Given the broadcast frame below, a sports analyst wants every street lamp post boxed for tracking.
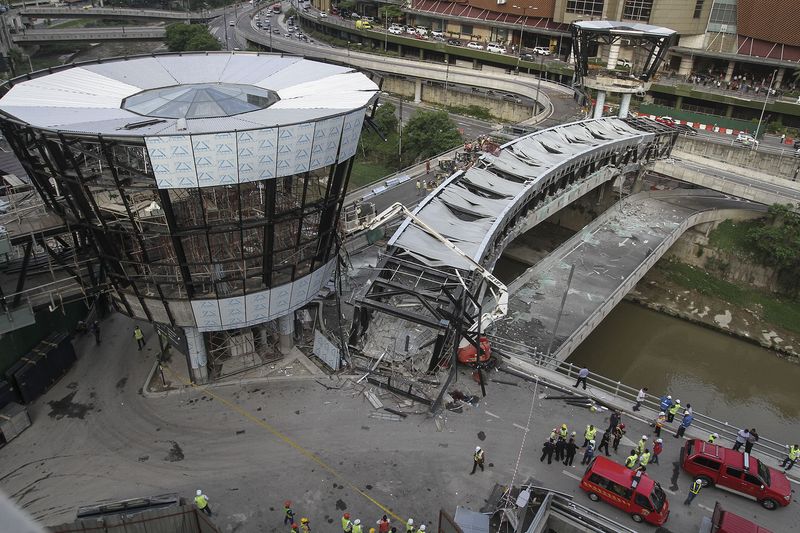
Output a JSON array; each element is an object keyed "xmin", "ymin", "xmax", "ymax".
[
  {"xmin": 512, "ymin": 4, "xmax": 536, "ymax": 68},
  {"xmin": 444, "ymin": 58, "xmax": 449, "ymax": 105},
  {"xmin": 384, "ymin": 8, "xmax": 388, "ymax": 52},
  {"xmin": 755, "ymin": 69, "xmax": 777, "ymax": 142},
  {"xmin": 535, "ymin": 53, "xmax": 544, "ymax": 113}
]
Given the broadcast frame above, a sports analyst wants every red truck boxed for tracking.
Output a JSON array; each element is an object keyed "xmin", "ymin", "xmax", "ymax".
[{"xmin": 700, "ymin": 502, "xmax": 774, "ymax": 532}]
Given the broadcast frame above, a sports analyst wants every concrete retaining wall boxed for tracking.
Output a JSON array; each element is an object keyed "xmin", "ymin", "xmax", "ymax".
[{"xmin": 673, "ymin": 136, "xmax": 800, "ymax": 180}]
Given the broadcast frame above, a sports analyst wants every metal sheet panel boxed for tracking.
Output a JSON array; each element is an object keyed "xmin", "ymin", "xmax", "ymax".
[
  {"xmin": 84, "ymin": 58, "xmax": 179, "ymax": 89},
  {"xmin": 146, "ymin": 135, "xmax": 199, "ymax": 189},
  {"xmin": 221, "ymin": 55, "xmax": 301, "ymax": 85},
  {"xmin": 237, "ymin": 128, "xmax": 278, "ymax": 182},
  {"xmin": 245, "ymin": 289, "xmax": 271, "ymax": 325},
  {"xmin": 268, "ymin": 282, "xmax": 292, "ymax": 318},
  {"xmin": 154, "ymin": 54, "xmax": 234, "ymax": 84},
  {"xmin": 338, "ymin": 110, "xmax": 365, "ymax": 162},
  {"xmin": 192, "ymin": 132, "xmax": 239, "ymax": 187},
  {"xmin": 310, "ymin": 115, "xmax": 344, "ymax": 170},
  {"xmin": 289, "ymin": 272, "xmax": 311, "ymax": 309},
  {"xmin": 313, "ymin": 330, "xmax": 340, "ymax": 370},
  {"xmin": 218, "ymin": 295, "xmax": 246, "ymax": 329},
  {"xmin": 276, "ymin": 122, "xmax": 314, "ymax": 177},
  {"xmin": 191, "ymin": 299, "xmax": 222, "ymax": 331},
  {"xmin": 0, "ymin": 67, "xmax": 139, "ymax": 108}
]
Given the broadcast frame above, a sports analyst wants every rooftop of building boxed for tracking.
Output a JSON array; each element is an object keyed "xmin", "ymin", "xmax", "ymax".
[{"xmin": 0, "ymin": 52, "xmax": 379, "ymax": 137}]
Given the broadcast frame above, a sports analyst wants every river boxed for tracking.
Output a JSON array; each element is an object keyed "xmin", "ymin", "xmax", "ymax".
[{"xmin": 565, "ymin": 301, "xmax": 800, "ymax": 446}]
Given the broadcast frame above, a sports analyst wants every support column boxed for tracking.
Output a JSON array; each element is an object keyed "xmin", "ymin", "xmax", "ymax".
[
  {"xmin": 185, "ymin": 326, "xmax": 208, "ymax": 384},
  {"xmin": 278, "ymin": 313, "xmax": 294, "ymax": 354},
  {"xmin": 414, "ymin": 79, "xmax": 422, "ymax": 103},
  {"xmin": 606, "ymin": 43, "xmax": 620, "ymax": 69},
  {"xmin": 258, "ymin": 325, "xmax": 269, "ymax": 350},
  {"xmin": 675, "ymin": 95, "xmax": 683, "ymax": 109},
  {"xmin": 775, "ymin": 68, "xmax": 785, "ymax": 86},
  {"xmin": 593, "ymin": 91, "xmax": 606, "ymax": 119},
  {"xmin": 725, "ymin": 105, "xmax": 734, "ymax": 118},
  {"xmin": 618, "ymin": 93, "xmax": 632, "ymax": 118},
  {"xmin": 724, "ymin": 61, "xmax": 735, "ymax": 82},
  {"xmin": 677, "ymin": 55, "xmax": 693, "ymax": 77},
  {"xmin": 419, "ymin": 48, "xmax": 424, "ymax": 60}
]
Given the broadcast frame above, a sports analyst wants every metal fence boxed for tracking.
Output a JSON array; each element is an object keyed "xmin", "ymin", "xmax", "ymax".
[{"xmin": 488, "ymin": 333, "xmax": 793, "ymax": 464}]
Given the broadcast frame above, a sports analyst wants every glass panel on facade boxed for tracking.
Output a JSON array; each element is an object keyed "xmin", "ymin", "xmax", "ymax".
[
  {"xmin": 622, "ymin": 0, "xmax": 652, "ymax": 21},
  {"xmin": 123, "ymin": 83, "xmax": 279, "ymax": 119},
  {"xmin": 566, "ymin": 0, "xmax": 604, "ymax": 16}
]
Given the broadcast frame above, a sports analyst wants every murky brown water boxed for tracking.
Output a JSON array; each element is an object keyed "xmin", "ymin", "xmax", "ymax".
[{"xmin": 567, "ymin": 301, "xmax": 800, "ymax": 445}]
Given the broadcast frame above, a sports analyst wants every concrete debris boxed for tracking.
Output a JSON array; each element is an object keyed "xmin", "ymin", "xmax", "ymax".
[
  {"xmin": 364, "ymin": 390, "xmax": 384, "ymax": 409},
  {"xmin": 368, "ymin": 411, "xmax": 402, "ymax": 421}
]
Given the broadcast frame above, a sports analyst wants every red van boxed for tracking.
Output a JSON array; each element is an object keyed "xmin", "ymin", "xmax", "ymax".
[
  {"xmin": 681, "ymin": 439, "xmax": 792, "ymax": 510},
  {"xmin": 580, "ymin": 456, "xmax": 670, "ymax": 525}
]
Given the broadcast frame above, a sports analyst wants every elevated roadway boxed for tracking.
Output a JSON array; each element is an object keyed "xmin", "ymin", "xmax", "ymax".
[
  {"xmin": 17, "ymin": 6, "xmax": 213, "ymax": 21},
  {"xmin": 11, "ymin": 26, "xmax": 165, "ymax": 43}
]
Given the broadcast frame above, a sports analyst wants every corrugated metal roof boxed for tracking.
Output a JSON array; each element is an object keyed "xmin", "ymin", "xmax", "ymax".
[{"xmin": 0, "ymin": 53, "xmax": 377, "ymax": 137}]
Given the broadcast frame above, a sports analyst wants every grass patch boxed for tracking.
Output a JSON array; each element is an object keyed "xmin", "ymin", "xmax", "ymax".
[
  {"xmin": 51, "ymin": 19, "xmax": 90, "ymax": 29},
  {"xmin": 445, "ymin": 104, "xmax": 496, "ymax": 121},
  {"xmin": 657, "ymin": 260, "xmax": 800, "ymax": 334},
  {"xmin": 348, "ymin": 161, "xmax": 395, "ymax": 190},
  {"xmin": 708, "ymin": 219, "xmax": 760, "ymax": 255}
]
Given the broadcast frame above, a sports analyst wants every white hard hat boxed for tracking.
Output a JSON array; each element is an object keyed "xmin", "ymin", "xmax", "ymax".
[
  {"xmin": 419, "ymin": 526, "xmax": 426, "ymax": 532},
  {"xmin": 196, "ymin": 489, "xmax": 202, "ymax": 495},
  {"xmin": 475, "ymin": 446, "xmax": 481, "ymax": 452},
  {"xmin": 667, "ymin": 395, "xmax": 672, "ymax": 399},
  {"xmin": 642, "ymin": 435, "xmax": 648, "ymax": 440},
  {"xmin": 354, "ymin": 519, "xmax": 361, "ymax": 525},
  {"xmin": 713, "ymin": 433, "xmax": 719, "ymax": 438},
  {"xmin": 656, "ymin": 438, "xmax": 663, "ymax": 443},
  {"xmin": 659, "ymin": 411, "xmax": 665, "ymax": 415},
  {"xmin": 675, "ymin": 399, "xmax": 681, "ymax": 403},
  {"xmin": 589, "ymin": 439, "xmax": 595, "ymax": 445},
  {"xmin": 407, "ymin": 519, "xmax": 414, "ymax": 525}
]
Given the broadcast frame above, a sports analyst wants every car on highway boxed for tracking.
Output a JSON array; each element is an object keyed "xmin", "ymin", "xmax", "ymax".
[
  {"xmin": 792, "ymin": 139, "xmax": 800, "ymax": 149},
  {"xmin": 735, "ymin": 133, "xmax": 756, "ymax": 143},
  {"xmin": 229, "ymin": 20, "xmax": 236, "ymax": 26},
  {"xmin": 655, "ymin": 116, "xmax": 676, "ymax": 127},
  {"xmin": 447, "ymin": 38, "xmax": 462, "ymax": 46},
  {"xmin": 273, "ymin": 28, "xmax": 280, "ymax": 33},
  {"xmin": 466, "ymin": 41, "xmax": 484, "ymax": 50},
  {"xmin": 318, "ymin": 11, "xmax": 327, "ymax": 17},
  {"xmin": 486, "ymin": 43, "xmax": 507, "ymax": 54},
  {"xmin": 520, "ymin": 52, "xmax": 536, "ymax": 61},
  {"xmin": 532, "ymin": 46, "xmax": 551, "ymax": 55},
  {"xmin": 680, "ymin": 438, "xmax": 791, "ymax": 510},
  {"xmin": 415, "ymin": 26, "xmax": 429, "ymax": 36},
  {"xmin": 388, "ymin": 26, "xmax": 403, "ymax": 34}
]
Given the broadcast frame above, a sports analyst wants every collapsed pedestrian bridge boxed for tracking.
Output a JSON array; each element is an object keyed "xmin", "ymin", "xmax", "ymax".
[{"xmin": 349, "ymin": 117, "xmax": 677, "ymax": 377}]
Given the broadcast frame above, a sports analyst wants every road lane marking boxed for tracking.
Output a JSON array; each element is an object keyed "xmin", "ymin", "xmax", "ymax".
[
  {"xmin": 562, "ymin": 470, "xmax": 582, "ymax": 481},
  {"xmin": 165, "ymin": 366, "xmax": 403, "ymax": 522},
  {"xmin": 485, "ymin": 410, "xmax": 500, "ymax": 419},
  {"xmin": 513, "ymin": 423, "xmax": 529, "ymax": 432},
  {"xmin": 698, "ymin": 504, "xmax": 714, "ymax": 512}
]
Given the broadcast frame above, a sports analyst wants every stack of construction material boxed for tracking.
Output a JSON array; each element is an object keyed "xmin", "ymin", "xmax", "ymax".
[
  {"xmin": 4, "ymin": 332, "xmax": 76, "ymax": 404},
  {"xmin": 0, "ymin": 402, "xmax": 31, "ymax": 448}
]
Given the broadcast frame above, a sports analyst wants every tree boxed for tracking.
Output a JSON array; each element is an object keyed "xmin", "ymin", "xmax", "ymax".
[
  {"xmin": 373, "ymin": 102, "xmax": 398, "ymax": 136},
  {"xmin": 165, "ymin": 23, "xmax": 221, "ymax": 52},
  {"xmin": 401, "ymin": 109, "xmax": 462, "ymax": 165},
  {"xmin": 377, "ymin": 5, "xmax": 403, "ymax": 23},
  {"xmin": 747, "ymin": 203, "xmax": 800, "ymax": 295}
]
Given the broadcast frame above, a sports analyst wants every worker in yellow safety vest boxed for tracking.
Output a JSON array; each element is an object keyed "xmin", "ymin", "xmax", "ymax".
[
  {"xmin": 300, "ymin": 517, "xmax": 311, "ymax": 533},
  {"xmin": 637, "ymin": 435, "xmax": 648, "ymax": 454},
  {"xmin": 194, "ymin": 489, "xmax": 212, "ymax": 516},
  {"xmin": 667, "ymin": 399, "xmax": 681, "ymax": 422},
  {"xmin": 684, "ymin": 479, "xmax": 703, "ymax": 505},
  {"xmin": 625, "ymin": 450, "xmax": 639, "ymax": 469},
  {"xmin": 583, "ymin": 425, "xmax": 597, "ymax": 447},
  {"xmin": 781, "ymin": 444, "xmax": 800, "ymax": 471},
  {"xmin": 559, "ymin": 424, "xmax": 568, "ymax": 440},
  {"xmin": 342, "ymin": 513, "xmax": 353, "ymax": 533},
  {"xmin": 134, "ymin": 325, "xmax": 146, "ymax": 350},
  {"xmin": 638, "ymin": 449, "xmax": 652, "ymax": 468},
  {"xmin": 405, "ymin": 519, "xmax": 415, "ymax": 533},
  {"xmin": 353, "ymin": 519, "xmax": 363, "ymax": 533},
  {"xmin": 707, "ymin": 433, "xmax": 719, "ymax": 444}
]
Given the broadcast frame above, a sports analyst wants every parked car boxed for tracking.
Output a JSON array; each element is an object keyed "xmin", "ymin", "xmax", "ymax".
[
  {"xmin": 466, "ymin": 41, "xmax": 484, "ymax": 50},
  {"xmin": 405, "ymin": 26, "xmax": 417, "ymax": 35},
  {"xmin": 486, "ymin": 43, "xmax": 506, "ymax": 54},
  {"xmin": 431, "ymin": 30, "xmax": 444, "ymax": 38},
  {"xmin": 447, "ymin": 38, "xmax": 462, "ymax": 46},
  {"xmin": 415, "ymin": 26, "xmax": 428, "ymax": 36},
  {"xmin": 388, "ymin": 26, "xmax": 403, "ymax": 35},
  {"xmin": 318, "ymin": 11, "xmax": 327, "ymax": 17},
  {"xmin": 520, "ymin": 52, "xmax": 535, "ymax": 61},
  {"xmin": 616, "ymin": 58, "xmax": 632, "ymax": 68},
  {"xmin": 793, "ymin": 139, "xmax": 800, "ymax": 149},
  {"xmin": 532, "ymin": 46, "xmax": 551, "ymax": 55},
  {"xmin": 580, "ymin": 456, "xmax": 670, "ymax": 525},
  {"xmin": 680, "ymin": 438, "xmax": 791, "ymax": 510}
]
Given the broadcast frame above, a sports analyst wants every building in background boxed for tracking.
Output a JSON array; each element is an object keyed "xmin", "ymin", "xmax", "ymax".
[{"xmin": 0, "ymin": 52, "xmax": 378, "ymax": 382}]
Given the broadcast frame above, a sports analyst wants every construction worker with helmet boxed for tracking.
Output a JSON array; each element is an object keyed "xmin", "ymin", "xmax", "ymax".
[
  {"xmin": 583, "ymin": 425, "xmax": 597, "ymax": 447},
  {"xmin": 612, "ymin": 423, "xmax": 625, "ymax": 453},
  {"xmin": 291, "ymin": 524, "xmax": 299, "ymax": 532},
  {"xmin": 471, "ymin": 446, "xmax": 485, "ymax": 474},
  {"xmin": 637, "ymin": 435, "xmax": 648, "ymax": 454},
  {"xmin": 194, "ymin": 489, "xmax": 212, "ymax": 516},
  {"xmin": 342, "ymin": 513, "xmax": 353, "ymax": 533},
  {"xmin": 667, "ymin": 399, "xmax": 681, "ymax": 423},
  {"xmin": 284, "ymin": 501, "xmax": 295, "ymax": 525},
  {"xmin": 707, "ymin": 433, "xmax": 719, "ymax": 443},
  {"xmin": 559, "ymin": 423, "xmax": 568, "ymax": 440},
  {"xmin": 405, "ymin": 518, "xmax": 415, "ymax": 533},
  {"xmin": 300, "ymin": 517, "xmax": 311, "ymax": 533},
  {"xmin": 353, "ymin": 518, "xmax": 363, "ymax": 533},
  {"xmin": 659, "ymin": 394, "xmax": 673, "ymax": 412},
  {"xmin": 625, "ymin": 449, "xmax": 639, "ymax": 469},
  {"xmin": 684, "ymin": 478, "xmax": 703, "ymax": 505}
]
